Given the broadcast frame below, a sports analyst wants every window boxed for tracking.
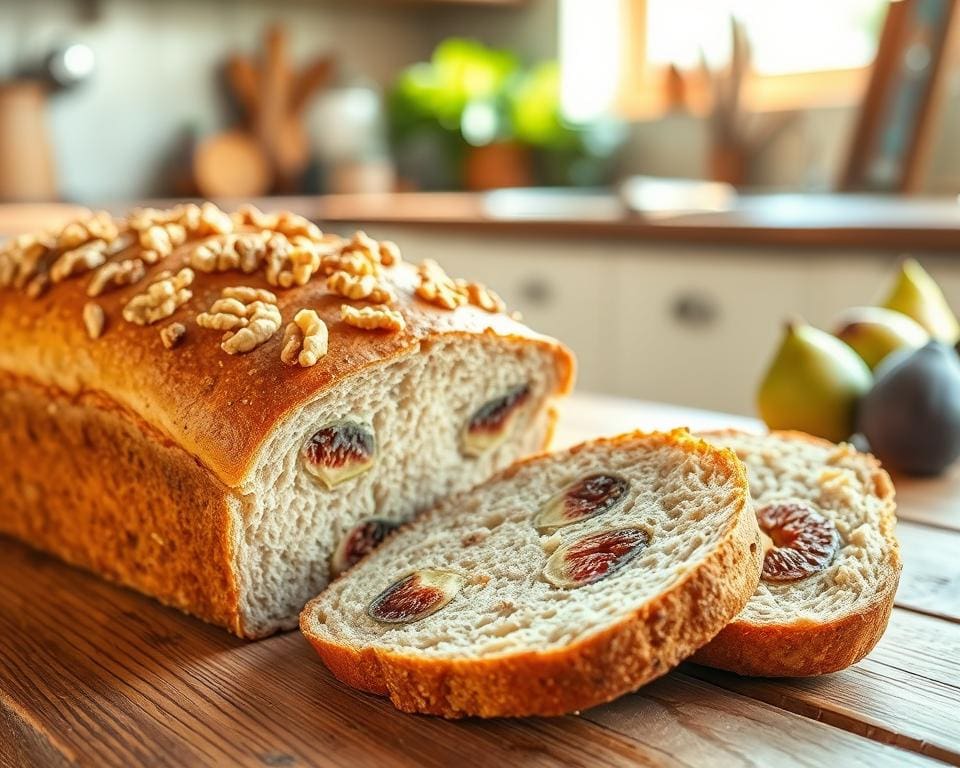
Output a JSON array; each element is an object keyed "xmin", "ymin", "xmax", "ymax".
[{"xmin": 560, "ymin": 0, "xmax": 889, "ymax": 122}]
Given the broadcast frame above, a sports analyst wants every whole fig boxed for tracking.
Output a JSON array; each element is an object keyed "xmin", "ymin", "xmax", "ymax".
[{"xmin": 858, "ymin": 341, "xmax": 960, "ymax": 475}]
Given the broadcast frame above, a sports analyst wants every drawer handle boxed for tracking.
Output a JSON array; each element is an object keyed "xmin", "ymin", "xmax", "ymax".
[
  {"xmin": 519, "ymin": 278, "xmax": 553, "ymax": 306},
  {"xmin": 671, "ymin": 292, "xmax": 719, "ymax": 327}
]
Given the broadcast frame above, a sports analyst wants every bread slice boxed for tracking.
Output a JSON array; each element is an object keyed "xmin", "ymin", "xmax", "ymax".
[
  {"xmin": 301, "ymin": 430, "xmax": 762, "ymax": 718},
  {"xmin": 692, "ymin": 430, "xmax": 902, "ymax": 677},
  {"xmin": 0, "ymin": 205, "xmax": 574, "ymax": 637}
]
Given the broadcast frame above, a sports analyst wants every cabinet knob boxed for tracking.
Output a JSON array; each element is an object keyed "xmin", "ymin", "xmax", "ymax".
[
  {"xmin": 519, "ymin": 277, "xmax": 553, "ymax": 306},
  {"xmin": 671, "ymin": 292, "xmax": 719, "ymax": 327}
]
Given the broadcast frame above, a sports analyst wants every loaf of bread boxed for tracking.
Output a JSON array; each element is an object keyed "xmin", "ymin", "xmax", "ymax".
[
  {"xmin": 0, "ymin": 204, "xmax": 574, "ymax": 637},
  {"xmin": 692, "ymin": 430, "xmax": 901, "ymax": 676},
  {"xmin": 301, "ymin": 430, "xmax": 762, "ymax": 717}
]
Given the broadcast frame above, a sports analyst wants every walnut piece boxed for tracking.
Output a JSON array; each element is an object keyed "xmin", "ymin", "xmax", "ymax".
[
  {"xmin": 415, "ymin": 259, "xmax": 467, "ymax": 309},
  {"xmin": 340, "ymin": 303, "xmax": 405, "ymax": 333},
  {"xmin": 326, "ymin": 270, "xmax": 395, "ymax": 304},
  {"xmin": 122, "ymin": 267, "xmax": 195, "ymax": 325},
  {"xmin": 87, "ymin": 258, "xmax": 146, "ymax": 297},
  {"xmin": 232, "ymin": 204, "xmax": 324, "ymax": 242},
  {"xmin": 197, "ymin": 285, "xmax": 281, "ymax": 354},
  {"xmin": 190, "ymin": 233, "xmax": 268, "ymax": 275},
  {"xmin": 378, "ymin": 240, "xmax": 401, "ymax": 266},
  {"xmin": 281, "ymin": 308, "xmax": 328, "ymax": 367},
  {"xmin": 83, "ymin": 302, "xmax": 105, "ymax": 339},
  {"xmin": 159, "ymin": 322, "xmax": 186, "ymax": 349},
  {"xmin": 50, "ymin": 240, "xmax": 108, "ymax": 283},
  {"xmin": 458, "ymin": 279, "xmax": 507, "ymax": 313}
]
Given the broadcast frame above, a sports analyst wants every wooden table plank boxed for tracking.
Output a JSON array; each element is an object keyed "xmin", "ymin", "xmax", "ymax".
[
  {"xmin": 896, "ymin": 521, "xmax": 960, "ymax": 622},
  {"xmin": 0, "ymin": 538, "xmax": 933, "ymax": 768},
  {"xmin": 688, "ymin": 609, "xmax": 960, "ymax": 765},
  {"xmin": 893, "ymin": 467, "xmax": 960, "ymax": 532},
  {"xmin": 584, "ymin": 675, "xmax": 941, "ymax": 768}
]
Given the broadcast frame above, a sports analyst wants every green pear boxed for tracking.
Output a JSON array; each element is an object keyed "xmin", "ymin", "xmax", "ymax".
[
  {"xmin": 833, "ymin": 306, "xmax": 929, "ymax": 369},
  {"xmin": 882, "ymin": 259, "xmax": 960, "ymax": 344},
  {"xmin": 757, "ymin": 320, "xmax": 873, "ymax": 443}
]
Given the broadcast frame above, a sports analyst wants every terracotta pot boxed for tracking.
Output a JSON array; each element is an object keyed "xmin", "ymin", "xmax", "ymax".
[{"xmin": 464, "ymin": 142, "xmax": 532, "ymax": 191}]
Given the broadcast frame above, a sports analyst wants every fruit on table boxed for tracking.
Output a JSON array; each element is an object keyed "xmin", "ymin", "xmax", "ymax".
[
  {"xmin": 833, "ymin": 306, "xmax": 929, "ymax": 370},
  {"xmin": 757, "ymin": 320, "xmax": 873, "ymax": 443},
  {"xmin": 882, "ymin": 259, "xmax": 960, "ymax": 345},
  {"xmin": 858, "ymin": 341, "xmax": 960, "ymax": 476}
]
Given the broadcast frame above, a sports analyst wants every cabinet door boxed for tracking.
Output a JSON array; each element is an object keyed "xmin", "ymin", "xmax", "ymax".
[
  {"xmin": 362, "ymin": 228, "xmax": 619, "ymax": 393},
  {"xmin": 611, "ymin": 250, "xmax": 808, "ymax": 415}
]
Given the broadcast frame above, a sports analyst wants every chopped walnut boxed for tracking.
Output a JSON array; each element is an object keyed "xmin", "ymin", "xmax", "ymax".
[
  {"xmin": 122, "ymin": 267, "xmax": 195, "ymax": 325},
  {"xmin": 340, "ymin": 303, "xmax": 405, "ymax": 333},
  {"xmin": 190, "ymin": 233, "xmax": 268, "ymax": 275},
  {"xmin": 281, "ymin": 308, "xmax": 328, "ymax": 367},
  {"xmin": 378, "ymin": 240, "xmax": 401, "ymax": 266},
  {"xmin": 25, "ymin": 273, "xmax": 50, "ymax": 299},
  {"xmin": 266, "ymin": 235, "xmax": 335, "ymax": 288},
  {"xmin": 138, "ymin": 222, "xmax": 187, "ymax": 264},
  {"xmin": 1, "ymin": 232, "xmax": 55, "ymax": 290},
  {"xmin": 415, "ymin": 259, "xmax": 467, "ymax": 309},
  {"xmin": 159, "ymin": 322, "xmax": 186, "ymax": 349},
  {"xmin": 57, "ymin": 211, "xmax": 119, "ymax": 251},
  {"xmin": 326, "ymin": 270, "xmax": 395, "ymax": 304},
  {"xmin": 458, "ymin": 279, "xmax": 507, "ymax": 313},
  {"xmin": 197, "ymin": 285, "xmax": 281, "ymax": 354},
  {"xmin": 83, "ymin": 302, "xmax": 105, "ymax": 339},
  {"xmin": 87, "ymin": 258, "xmax": 147, "ymax": 297},
  {"xmin": 49, "ymin": 240, "xmax": 108, "ymax": 283},
  {"xmin": 232, "ymin": 204, "xmax": 325, "ymax": 242}
]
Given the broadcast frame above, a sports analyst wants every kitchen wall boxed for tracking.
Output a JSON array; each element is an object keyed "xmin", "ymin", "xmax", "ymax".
[
  {"xmin": 2, "ymin": 0, "xmax": 959, "ymax": 201},
  {"xmin": 0, "ymin": 0, "xmax": 437, "ymax": 202}
]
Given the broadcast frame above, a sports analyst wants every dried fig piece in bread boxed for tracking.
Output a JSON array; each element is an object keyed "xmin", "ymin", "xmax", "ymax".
[
  {"xmin": 367, "ymin": 569, "xmax": 465, "ymax": 624},
  {"xmin": 302, "ymin": 420, "xmax": 375, "ymax": 489},
  {"xmin": 543, "ymin": 527, "xmax": 648, "ymax": 589},
  {"xmin": 331, "ymin": 518, "xmax": 399, "ymax": 576},
  {"xmin": 535, "ymin": 474, "xmax": 629, "ymax": 533},
  {"xmin": 757, "ymin": 500, "xmax": 839, "ymax": 582},
  {"xmin": 461, "ymin": 384, "xmax": 530, "ymax": 457}
]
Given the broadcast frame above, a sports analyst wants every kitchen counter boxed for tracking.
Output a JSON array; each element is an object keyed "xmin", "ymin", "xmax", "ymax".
[{"xmin": 2, "ymin": 392, "xmax": 958, "ymax": 767}]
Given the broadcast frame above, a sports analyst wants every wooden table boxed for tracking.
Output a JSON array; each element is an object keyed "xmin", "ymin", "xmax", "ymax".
[{"xmin": 2, "ymin": 393, "xmax": 958, "ymax": 767}]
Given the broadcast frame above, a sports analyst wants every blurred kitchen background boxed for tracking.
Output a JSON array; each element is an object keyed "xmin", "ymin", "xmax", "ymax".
[{"xmin": 3, "ymin": 0, "xmax": 960, "ymax": 415}]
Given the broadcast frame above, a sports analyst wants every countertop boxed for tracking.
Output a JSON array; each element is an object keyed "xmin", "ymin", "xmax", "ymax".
[
  {"xmin": 6, "ymin": 191, "xmax": 960, "ymax": 251},
  {"xmin": 2, "ymin": 392, "xmax": 958, "ymax": 767}
]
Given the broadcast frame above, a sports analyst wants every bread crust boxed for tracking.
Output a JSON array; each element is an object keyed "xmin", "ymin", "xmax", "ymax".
[
  {"xmin": 0, "ymin": 373, "xmax": 243, "ymax": 633},
  {"xmin": 0, "ymin": 231, "xmax": 574, "ymax": 488},
  {"xmin": 692, "ymin": 429, "xmax": 902, "ymax": 677},
  {"xmin": 302, "ymin": 430, "xmax": 764, "ymax": 718}
]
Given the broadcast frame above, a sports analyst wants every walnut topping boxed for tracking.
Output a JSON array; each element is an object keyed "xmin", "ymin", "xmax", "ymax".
[
  {"xmin": 197, "ymin": 285, "xmax": 281, "ymax": 354},
  {"xmin": 378, "ymin": 240, "xmax": 401, "ymax": 266},
  {"xmin": 190, "ymin": 233, "xmax": 269, "ymax": 275},
  {"xmin": 83, "ymin": 302, "xmax": 105, "ymax": 339},
  {"xmin": 326, "ymin": 270, "xmax": 395, "ymax": 304},
  {"xmin": 49, "ymin": 240, "xmax": 108, "ymax": 283},
  {"xmin": 232, "ymin": 204, "xmax": 324, "ymax": 242},
  {"xmin": 159, "ymin": 322, "xmax": 186, "ymax": 349},
  {"xmin": 1, "ymin": 232, "xmax": 55, "ymax": 290},
  {"xmin": 340, "ymin": 303, "xmax": 405, "ymax": 333},
  {"xmin": 57, "ymin": 211, "xmax": 119, "ymax": 251},
  {"xmin": 87, "ymin": 258, "xmax": 146, "ymax": 297},
  {"xmin": 415, "ymin": 259, "xmax": 467, "ymax": 309},
  {"xmin": 458, "ymin": 280, "xmax": 506, "ymax": 313},
  {"xmin": 281, "ymin": 308, "xmax": 328, "ymax": 367},
  {"xmin": 138, "ymin": 222, "xmax": 187, "ymax": 264},
  {"xmin": 265, "ymin": 234, "xmax": 337, "ymax": 288},
  {"xmin": 122, "ymin": 267, "xmax": 194, "ymax": 325}
]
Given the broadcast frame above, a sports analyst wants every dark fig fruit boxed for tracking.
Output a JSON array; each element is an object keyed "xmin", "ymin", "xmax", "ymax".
[
  {"xmin": 543, "ymin": 527, "xmax": 648, "ymax": 589},
  {"xmin": 858, "ymin": 341, "xmax": 960, "ymax": 476},
  {"xmin": 302, "ymin": 420, "xmax": 375, "ymax": 488},
  {"xmin": 756, "ymin": 501, "xmax": 838, "ymax": 582},
  {"xmin": 535, "ymin": 474, "xmax": 629, "ymax": 533},
  {"xmin": 367, "ymin": 569, "xmax": 464, "ymax": 624},
  {"xmin": 461, "ymin": 384, "xmax": 531, "ymax": 457},
  {"xmin": 331, "ymin": 518, "xmax": 399, "ymax": 576}
]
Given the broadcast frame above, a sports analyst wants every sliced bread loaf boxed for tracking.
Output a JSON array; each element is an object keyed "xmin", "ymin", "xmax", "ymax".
[
  {"xmin": 301, "ymin": 430, "xmax": 762, "ymax": 718},
  {"xmin": 692, "ymin": 430, "xmax": 902, "ymax": 677}
]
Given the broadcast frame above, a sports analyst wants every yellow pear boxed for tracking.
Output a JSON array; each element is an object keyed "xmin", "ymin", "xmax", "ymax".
[
  {"xmin": 834, "ymin": 306, "xmax": 929, "ymax": 369},
  {"xmin": 757, "ymin": 320, "xmax": 872, "ymax": 443},
  {"xmin": 882, "ymin": 259, "xmax": 960, "ymax": 344}
]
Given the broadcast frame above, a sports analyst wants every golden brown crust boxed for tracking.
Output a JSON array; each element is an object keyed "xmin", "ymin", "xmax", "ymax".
[
  {"xmin": 302, "ymin": 430, "xmax": 763, "ymax": 718},
  {"xmin": 0, "ymin": 374, "xmax": 242, "ymax": 633},
  {"xmin": 692, "ymin": 429, "xmax": 902, "ymax": 677},
  {"xmin": 0, "ymin": 218, "xmax": 574, "ymax": 488}
]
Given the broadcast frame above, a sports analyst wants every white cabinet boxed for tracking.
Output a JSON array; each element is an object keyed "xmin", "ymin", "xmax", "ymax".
[
  {"xmin": 609, "ymin": 249, "xmax": 807, "ymax": 414},
  {"xmin": 348, "ymin": 224, "xmax": 960, "ymax": 416}
]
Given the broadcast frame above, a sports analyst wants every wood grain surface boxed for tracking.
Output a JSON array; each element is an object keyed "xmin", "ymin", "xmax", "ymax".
[{"xmin": 2, "ymin": 394, "xmax": 958, "ymax": 768}]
